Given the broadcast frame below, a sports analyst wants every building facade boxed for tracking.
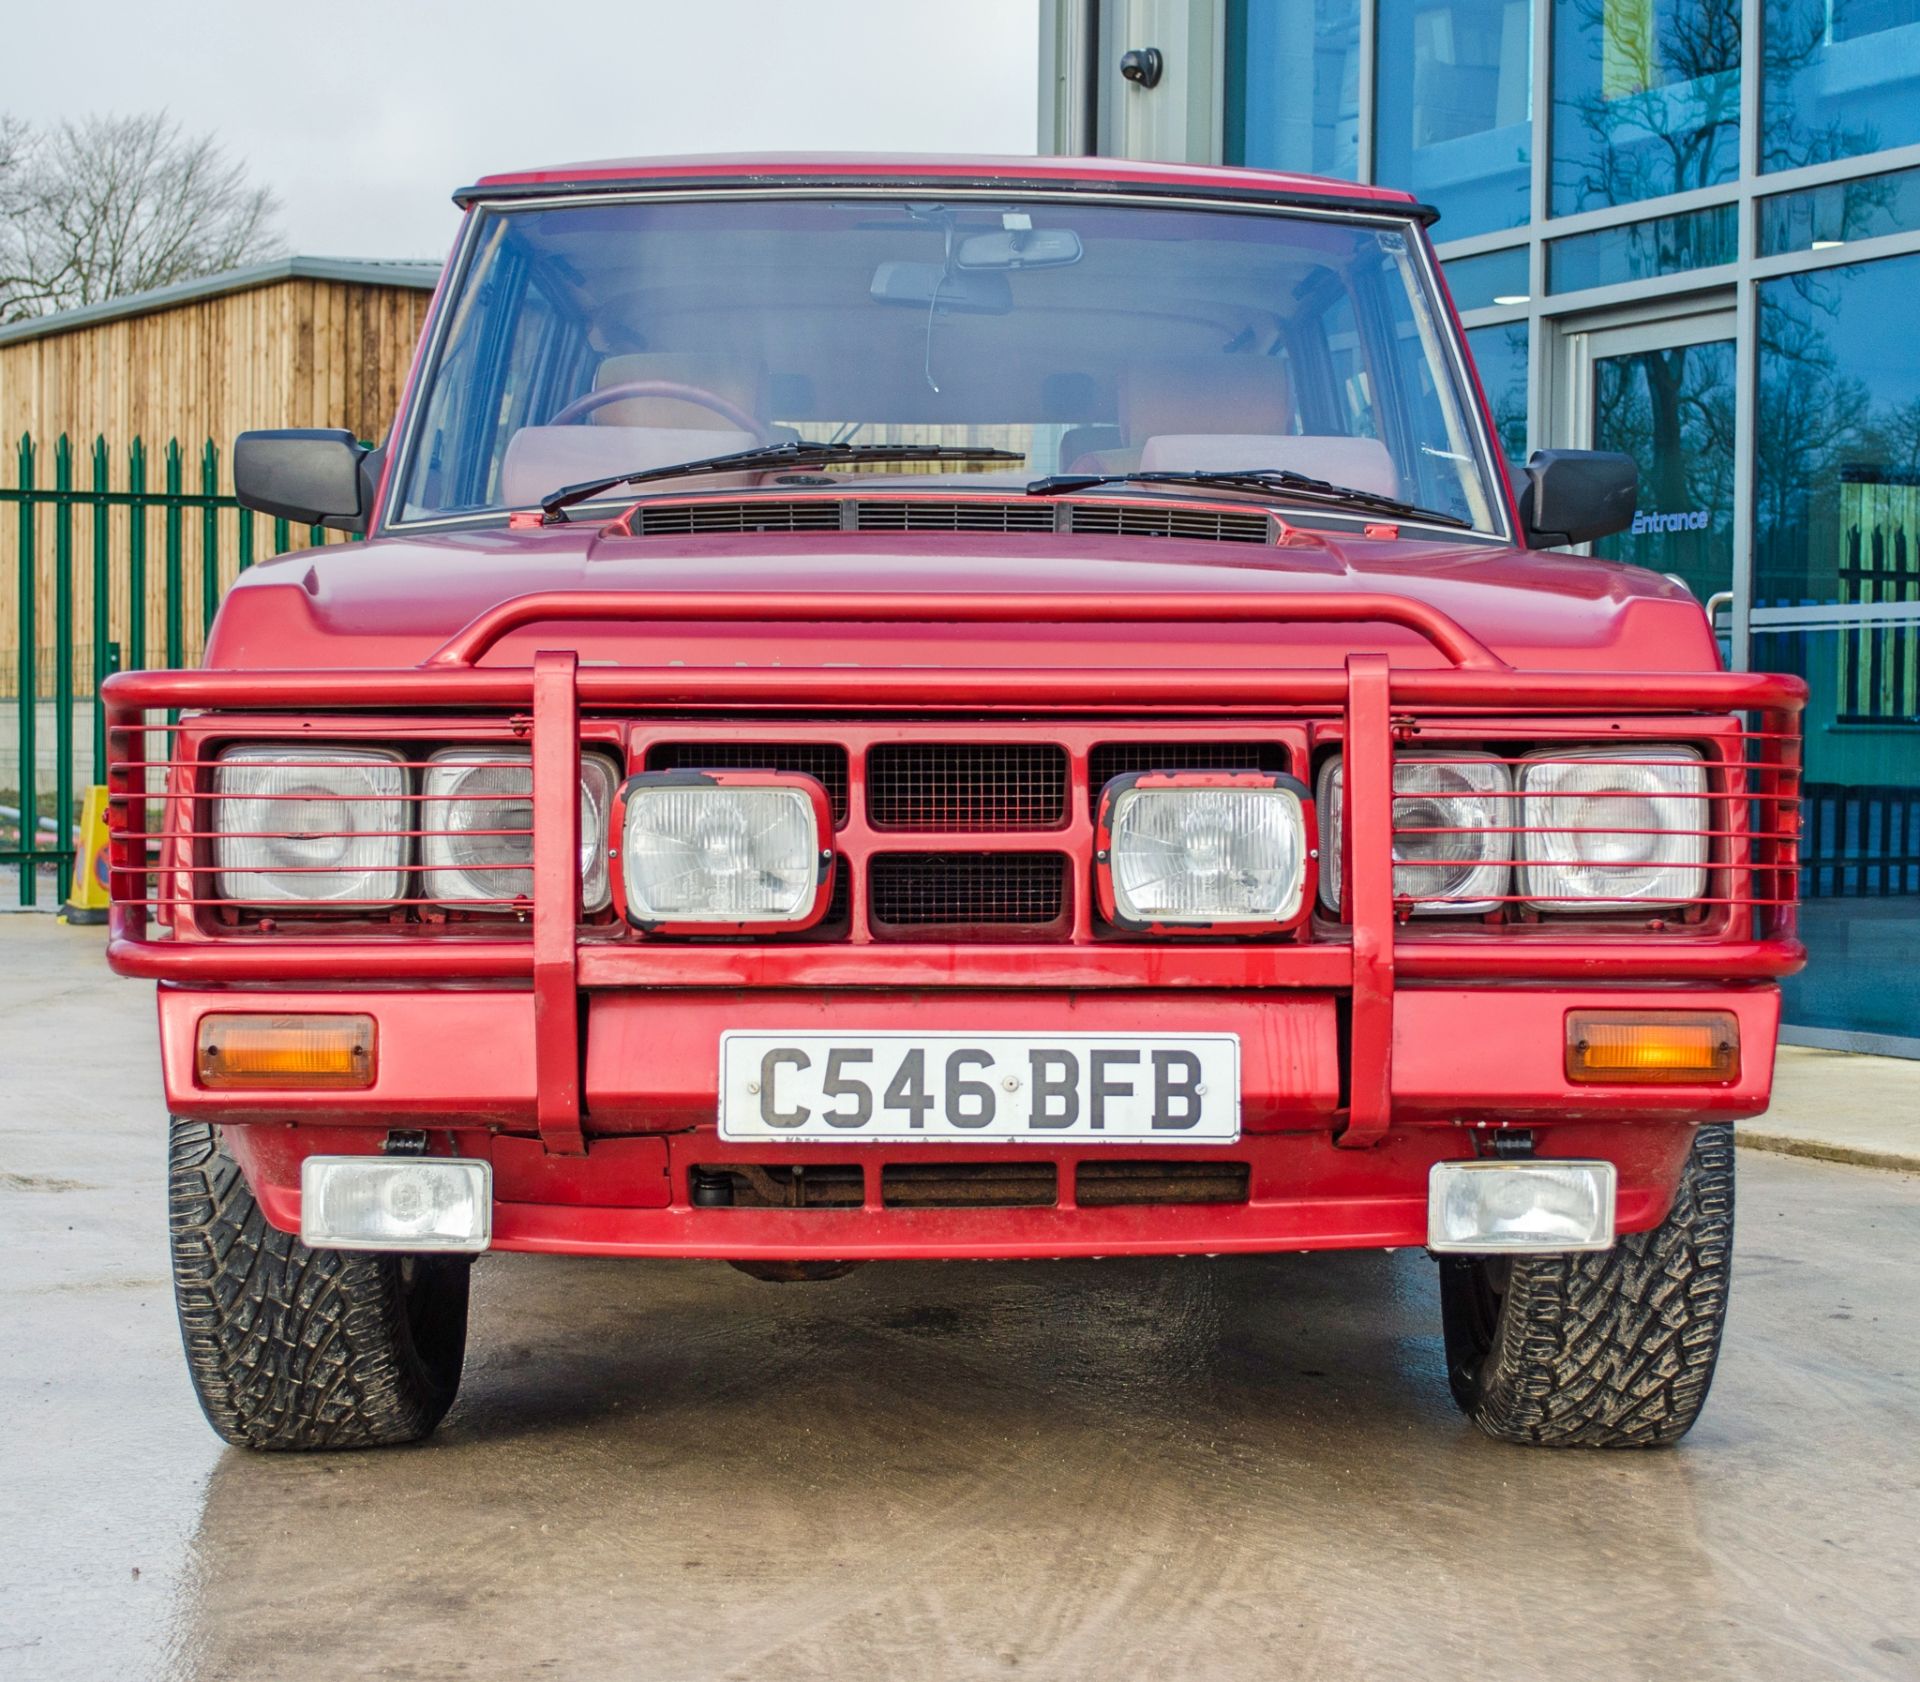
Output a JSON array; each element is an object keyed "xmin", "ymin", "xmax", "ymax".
[{"xmin": 1040, "ymin": 0, "xmax": 1920, "ymax": 1053}]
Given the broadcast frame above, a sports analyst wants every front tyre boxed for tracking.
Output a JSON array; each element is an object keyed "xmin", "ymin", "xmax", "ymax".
[
  {"xmin": 1438, "ymin": 1123, "xmax": 1734, "ymax": 1448},
  {"xmin": 168, "ymin": 1119, "xmax": 470, "ymax": 1450}
]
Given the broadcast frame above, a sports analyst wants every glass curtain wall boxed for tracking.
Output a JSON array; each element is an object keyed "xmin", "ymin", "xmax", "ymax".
[
  {"xmin": 1216, "ymin": 0, "xmax": 1920, "ymax": 1048},
  {"xmin": 1226, "ymin": 0, "xmax": 1363, "ymax": 175},
  {"xmin": 1754, "ymin": 252, "xmax": 1920, "ymax": 1044},
  {"xmin": 1375, "ymin": 0, "xmax": 1534, "ymax": 235}
]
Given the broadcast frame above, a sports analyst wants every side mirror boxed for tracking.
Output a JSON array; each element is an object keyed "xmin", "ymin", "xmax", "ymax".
[
  {"xmin": 234, "ymin": 429, "xmax": 375, "ymax": 534},
  {"xmin": 1516, "ymin": 449, "xmax": 1638, "ymax": 549}
]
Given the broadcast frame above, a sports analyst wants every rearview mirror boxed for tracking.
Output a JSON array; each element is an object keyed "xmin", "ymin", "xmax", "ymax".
[
  {"xmin": 234, "ymin": 429, "xmax": 374, "ymax": 534},
  {"xmin": 955, "ymin": 228, "xmax": 1083, "ymax": 271},
  {"xmin": 1517, "ymin": 449, "xmax": 1638, "ymax": 549}
]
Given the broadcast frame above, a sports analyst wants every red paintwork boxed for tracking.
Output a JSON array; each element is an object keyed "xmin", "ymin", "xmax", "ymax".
[
  {"xmin": 457, "ymin": 151, "xmax": 1427, "ymax": 213},
  {"xmin": 107, "ymin": 156, "xmax": 1809, "ymax": 1262}
]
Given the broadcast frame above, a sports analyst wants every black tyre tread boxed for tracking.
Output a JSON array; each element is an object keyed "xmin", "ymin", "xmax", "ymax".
[
  {"xmin": 168, "ymin": 1119, "xmax": 468, "ymax": 1451},
  {"xmin": 1447, "ymin": 1124, "xmax": 1734, "ymax": 1448}
]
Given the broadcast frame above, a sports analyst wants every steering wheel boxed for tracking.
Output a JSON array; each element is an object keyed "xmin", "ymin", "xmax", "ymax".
[{"xmin": 547, "ymin": 379, "xmax": 771, "ymax": 439}]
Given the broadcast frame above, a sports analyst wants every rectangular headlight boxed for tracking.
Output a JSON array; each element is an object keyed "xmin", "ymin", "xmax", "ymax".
[
  {"xmin": 1317, "ymin": 750, "xmax": 1512, "ymax": 915},
  {"xmin": 422, "ymin": 747, "xmax": 616, "ymax": 912},
  {"xmin": 1518, "ymin": 746, "xmax": 1707, "ymax": 910},
  {"xmin": 213, "ymin": 745, "xmax": 407, "ymax": 905},
  {"xmin": 619, "ymin": 771, "xmax": 832, "ymax": 930},
  {"xmin": 1097, "ymin": 772, "xmax": 1308, "ymax": 928}
]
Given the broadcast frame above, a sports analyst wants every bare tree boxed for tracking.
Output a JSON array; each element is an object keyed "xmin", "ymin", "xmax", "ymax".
[{"xmin": 0, "ymin": 111, "xmax": 282, "ymax": 324}]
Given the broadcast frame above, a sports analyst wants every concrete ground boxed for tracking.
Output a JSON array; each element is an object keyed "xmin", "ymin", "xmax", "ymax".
[{"xmin": 2, "ymin": 918, "xmax": 1917, "ymax": 1682}]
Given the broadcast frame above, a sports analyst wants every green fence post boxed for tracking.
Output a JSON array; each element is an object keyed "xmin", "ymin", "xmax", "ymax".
[
  {"xmin": 238, "ymin": 505, "xmax": 255, "ymax": 573},
  {"xmin": 15, "ymin": 434, "xmax": 37, "ymax": 906},
  {"xmin": 90, "ymin": 437, "xmax": 110, "ymax": 786},
  {"xmin": 272, "ymin": 516, "xmax": 290, "ymax": 556},
  {"xmin": 164, "ymin": 439, "xmax": 184, "ymax": 670},
  {"xmin": 200, "ymin": 440, "xmax": 221, "ymax": 646},
  {"xmin": 128, "ymin": 439, "xmax": 147, "ymax": 675},
  {"xmin": 53, "ymin": 435, "xmax": 74, "ymax": 904}
]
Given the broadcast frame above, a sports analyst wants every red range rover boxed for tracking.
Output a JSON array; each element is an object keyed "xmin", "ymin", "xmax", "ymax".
[{"xmin": 107, "ymin": 155, "xmax": 1803, "ymax": 1451}]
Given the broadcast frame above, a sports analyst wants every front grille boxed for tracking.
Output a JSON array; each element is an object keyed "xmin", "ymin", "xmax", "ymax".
[
  {"xmin": 868, "ymin": 744, "xmax": 1068, "ymax": 831},
  {"xmin": 629, "ymin": 501, "xmax": 842, "ymax": 535},
  {"xmin": 1075, "ymin": 1161, "xmax": 1252, "ymax": 1206},
  {"xmin": 882, "ymin": 1163, "xmax": 1057, "ymax": 1208},
  {"xmin": 852, "ymin": 500, "xmax": 1057, "ymax": 534},
  {"xmin": 1088, "ymin": 741, "xmax": 1291, "ymax": 789},
  {"xmin": 1067, "ymin": 504, "xmax": 1272, "ymax": 545},
  {"xmin": 644, "ymin": 741, "xmax": 850, "ymax": 824},
  {"xmin": 868, "ymin": 852, "xmax": 1068, "ymax": 935}
]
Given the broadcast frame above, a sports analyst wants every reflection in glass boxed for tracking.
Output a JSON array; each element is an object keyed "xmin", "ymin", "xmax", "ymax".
[
  {"xmin": 1226, "ymin": 0, "xmax": 1362, "ymax": 176},
  {"xmin": 1758, "ymin": 164, "xmax": 1920, "ymax": 256},
  {"xmin": 1551, "ymin": 0, "xmax": 1741, "ymax": 214},
  {"xmin": 1755, "ymin": 251, "xmax": 1920, "ymax": 1047},
  {"xmin": 1762, "ymin": 0, "xmax": 1920, "ymax": 172},
  {"xmin": 1591, "ymin": 338, "xmax": 1735, "ymax": 602},
  {"xmin": 1374, "ymin": 0, "xmax": 1532, "ymax": 237},
  {"xmin": 1547, "ymin": 203, "xmax": 1738, "ymax": 291},
  {"xmin": 1444, "ymin": 245, "xmax": 1532, "ymax": 311},
  {"xmin": 1466, "ymin": 322, "xmax": 1530, "ymax": 466}
]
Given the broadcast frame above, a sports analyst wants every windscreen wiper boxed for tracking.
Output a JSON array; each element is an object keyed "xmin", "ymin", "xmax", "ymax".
[
  {"xmin": 1024, "ymin": 466, "xmax": 1472, "ymax": 530},
  {"xmin": 538, "ymin": 440, "xmax": 1026, "ymax": 522}
]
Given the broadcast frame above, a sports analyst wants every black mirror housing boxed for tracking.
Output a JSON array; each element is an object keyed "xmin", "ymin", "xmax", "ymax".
[
  {"xmin": 1517, "ymin": 449, "xmax": 1638, "ymax": 549},
  {"xmin": 233, "ymin": 429, "xmax": 373, "ymax": 534}
]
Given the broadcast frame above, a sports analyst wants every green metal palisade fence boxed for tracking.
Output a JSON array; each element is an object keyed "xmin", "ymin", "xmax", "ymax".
[{"xmin": 0, "ymin": 433, "xmax": 330, "ymax": 907}]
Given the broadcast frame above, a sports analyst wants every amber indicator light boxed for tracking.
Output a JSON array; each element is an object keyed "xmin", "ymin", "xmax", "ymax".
[
  {"xmin": 196, "ymin": 1013, "xmax": 377, "ymax": 1090},
  {"xmin": 1565, "ymin": 1010, "xmax": 1739, "ymax": 1084}
]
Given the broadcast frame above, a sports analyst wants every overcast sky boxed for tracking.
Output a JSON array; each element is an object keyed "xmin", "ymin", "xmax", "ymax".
[{"xmin": 3, "ymin": 0, "xmax": 1041, "ymax": 260}]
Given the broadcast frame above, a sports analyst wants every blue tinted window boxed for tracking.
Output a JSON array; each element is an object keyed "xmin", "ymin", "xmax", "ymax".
[
  {"xmin": 1547, "ymin": 203, "xmax": 1738, "ymax": 291},
  {"xmin": 1445, "ymin": 245, "xmax": 1531, "ymax": 310},
  {"xmin": 1375, "ymin": 0, "xmax": 1532, "ymax": 237},
  {"xmin": 1226, "ymin": 0, "xmax": 1362, "ymax": 176},
  {"xmin": 1759, "ymin": 163, "xmax": 1920, "ymax": 255},
  {"xmin": 1763, "ymin": 0, "xmax": 1920, "ymax": 172},
  {"xmin": 1551, "ymin": 0, "xmax": 1741, "ymax": 214},
  {"xmin": 1754, "ymin": 251, "xmax": 1920, "ymax": 1046},
  {"xmin": 1466, "ymin": 321, "xmax": 1530, "ymax": 466}
]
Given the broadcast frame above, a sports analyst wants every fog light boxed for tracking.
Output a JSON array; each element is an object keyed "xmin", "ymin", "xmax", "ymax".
[
  {"xmin": 300, "ymin": 1157, "xmax": 491, "ymax": 1252},
  {"xmin": 197, "ymin": 1013, "xmax": 375, "ymax": 1089},
  {"xmin": 1566, "ymin": 1010, "xmax": 1739, "ymax": 1083},
  {"xmin": 1427, "ymin": 1160, "xmax": 1616, "ymax": 1253}
]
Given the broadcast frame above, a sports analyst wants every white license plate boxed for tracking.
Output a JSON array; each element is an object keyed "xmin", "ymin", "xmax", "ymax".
[{"xmin": 719, "ymin": 1032, "xmax": 1240, "ymax": 1143}]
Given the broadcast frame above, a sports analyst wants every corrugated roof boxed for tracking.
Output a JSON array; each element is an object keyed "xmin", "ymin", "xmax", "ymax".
[{"xmin": 0, "ymin": 256, "xmax": 444, "ymax": 347}]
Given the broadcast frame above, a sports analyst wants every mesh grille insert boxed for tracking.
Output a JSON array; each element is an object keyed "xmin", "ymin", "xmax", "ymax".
[
  {"xmin": 1089, "ymin": 742, "xmax": 1291, "ymax": 789},
  {"xmin": 1068, "ymin": 505, "xmax": 1272, "ymax": 545},
  {"xmin": 868, "ymin": 743, "xmax": 1068, "ymax": 830},
  {"xmin": 869, "ymin": 852, "xmax": 1068, "ymax": 934},
  {"xmin": 644, "ymin": 742, "xmax": 850, "ymax": 824}
]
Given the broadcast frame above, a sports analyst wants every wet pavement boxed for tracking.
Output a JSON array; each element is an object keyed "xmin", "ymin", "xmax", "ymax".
[{"xmin": 2, "ymin": 916, "xmax": 1917, "ymax": 1682}]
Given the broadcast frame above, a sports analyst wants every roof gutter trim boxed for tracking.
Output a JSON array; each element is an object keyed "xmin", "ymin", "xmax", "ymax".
[{"xmin": 450, "ymin": 172, "xmax": 1441, "ymax": 226}]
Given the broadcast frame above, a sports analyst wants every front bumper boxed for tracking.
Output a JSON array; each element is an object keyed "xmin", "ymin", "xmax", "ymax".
[{"xmin": 165, "ymin": 981, "xmax": 1779, "ymax": 1259}]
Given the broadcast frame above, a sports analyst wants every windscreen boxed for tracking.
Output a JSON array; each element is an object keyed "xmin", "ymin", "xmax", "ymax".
[{"xmin": 396, "ymin": 195, "xmax": 1502, "ymax": 533}]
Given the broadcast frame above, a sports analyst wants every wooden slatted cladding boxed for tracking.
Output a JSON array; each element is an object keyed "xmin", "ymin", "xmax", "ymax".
[{"xmin": 0, "ymin": 272, "xmax": 436, "ymax": 461}]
